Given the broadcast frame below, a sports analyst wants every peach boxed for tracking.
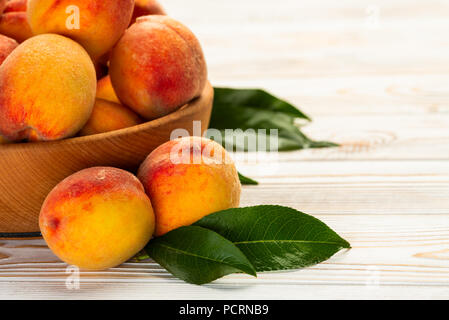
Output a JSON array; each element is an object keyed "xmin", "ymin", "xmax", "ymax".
[
  {"xmin": 27, "ymin": 0, "xmax": 135, "ymax": 60},
  {"xmin": 0, "ymin": 11, "xmax": 33, "ymax": 43},
  {"xmin": 97, "ymin": 75, "xmax": 121, "ymax": 104},
  {"xmin": 79, "ymin": 99, "xmax": 143, "ymax": 136},
  {"xmin": 4, "ymin": 0, "xmax": 27, "ymax": 13},
  {"xmin": 130, "ymin": 0, "xmax": 165, "ymax": 25},
  {"xmin": 138, "ymin": 136, "xmax": 241, "ymax": 236},
  {"xmin": 0, "ymin": 34, "xmax": 96, "ymax": 142},
  {"xmin": 109, "ymin": 15, "xmax": 207, "ymax": 120},
  {"xmin": 40, "ymin": 167, "xmax": 155, "ymax": 270},
  {"xmin": 0, "ymin": 0, "xmax": 5, "ymax": 14},
  {"xmin": 0, "ymin": 34, "xmax": 17, "ymax": 65}
]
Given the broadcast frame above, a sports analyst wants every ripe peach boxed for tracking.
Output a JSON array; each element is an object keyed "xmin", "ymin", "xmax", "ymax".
[
  {"xmin": 40, "ymin": 167, "xmax": 155, "ymax": 270},
  {"xmin": 130, "ymin": 0, "xmax": 165, "ymax": 25},
  {"xmin": 79, "ymin": 99, "xmax": 142, "ymax": 136},
  {"xmin": 138, "ymin": 136, "xmax": 241, "ymax": 236},
  {"xmin": 0, "ymin": 11, "xmax": 33, "ymax": 42},
  {"xmin": 0, "ymin": 34, "xmax": 96, "ymax": 142},
  {"xmin": 0, "ymin": 0, "xmax": 5, "ymax": 14},
  {"xmin": 27, "ymin": 0, "xmax": 135, "ymax": 60},
  {"xmin": 109, "ymin": 15, "xmax": 207, "ymax": 120},
  {"xmin": 4, "ymin": 0, "xmax": 27, "ymax": 13},
  {"xmin": 97, "ymin": 75, "xmax": 121, "ymax": 104},
  {"xmin": 0, "ymin": 34, "xmax": 17, "ymax": 65}
]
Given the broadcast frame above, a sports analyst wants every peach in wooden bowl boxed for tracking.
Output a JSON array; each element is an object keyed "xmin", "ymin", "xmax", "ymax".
[
  {"xmin": 0, "ymin": 12, "xmax": 211, "ymax": 236},
  {"xmin": 0, "ymin": 82, "xmax": 214, "ymax": 236}
]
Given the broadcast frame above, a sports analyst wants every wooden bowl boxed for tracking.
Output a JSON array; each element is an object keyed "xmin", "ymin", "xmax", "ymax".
[{"xmin": 0, "ymin": 82, "xmax": 214, "ymax": 237}]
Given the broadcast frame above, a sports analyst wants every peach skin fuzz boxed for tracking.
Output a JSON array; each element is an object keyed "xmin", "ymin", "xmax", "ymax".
[
  {"xmin": 27, "ymin": 0, "xmax": 135, "ymax": 60},
  {"xmin": 40, "ymin": 167, "xmax": 155, "ymax": 270},
  {"xmin": 0, "ymin": 34, "xmax": 17, "ymax": 65},
  {"xmin": 109, "ymin": 15, "xmax": 207, "ymax": 120},
  {"xmin": 0, "ymin": 11, "xmax": 33, "ymax": 42},
  {"xmin": 138, "ymin": 136, "xmax": 241, "ymax": 236},
  {"xmin": 79, "ymin": 99, "xmax": 143, "ymax": 136},
  {"xmin": 0, "ymin": 34, "xmax": 96, "ymax": 142},
  {"xmin": 96, "ymin": 75, "xmax": 121, "ymax": 104},
  {"xmin": 130, "ymin": 0, "xmax": 165, "ymax": 25}
]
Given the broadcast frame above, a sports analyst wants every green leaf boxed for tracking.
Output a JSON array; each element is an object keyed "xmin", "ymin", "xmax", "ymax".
[
  {"xmin": 131, "ymin": 250, "xmax": 150, "ymax": 262},
  {"xmin": 238, "ymin": 172, "xmax": 259, "ymax": 185},
  {"xmin": 144, "ymin": 226, "xmax": 257, "ymax": 285},
  {"xmin": 209, "ymin": 88, "xmax": 338, "ymax": 151},
  {"xmin": 213, "ymin": 88, "xmax": 311, "ymax": 120},
  {"xmin": 195, "ymin": 205, "xmax": 350, "ymax": 272}
]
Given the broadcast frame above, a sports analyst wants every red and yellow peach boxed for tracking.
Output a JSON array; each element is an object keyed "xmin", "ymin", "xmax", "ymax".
[
  {"xmin": 0, "ymin": 34, "xmax": 96, "ymax": 142},
  {"xmin": 4, "ymin": 0, "xmax": 27, "ymax": 13},
  {"xmin": 130, "ymin": 0, "xmax": 165, "ymax": 25},
  {"xmin": 96, "ymin": 75, "xmax": 121, "ymax": 104},
  {"xmin": 138, "ymin": 136, "xmax": 241, "ymax": 236},
  {"xmin": 40, "ymin": 167, "xmax": 155, "ymax": 270},
  {"xmin": 0, "ymin": 33, "xmax": 16, "ymax": 145},
  {"xmin": 27, "ymin": 0, "xmax": 135, "ymax": 60},
  {"xmin": 79, "ymin": 99, "xmax": 142, "ymax": 136},
  {"xmin": 0, "ymin": 34, "xmax": 17, "ymax": 65},
  {"xmin": 0, "ymin": 11, "xmax": 33, "ymax": 43},
  {"xmin": 109, "ymin": 15, "xmax": 207, "ymax": 120}
]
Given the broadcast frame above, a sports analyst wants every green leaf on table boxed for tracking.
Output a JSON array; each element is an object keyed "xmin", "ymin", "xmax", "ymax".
[
  {"xmin": 238, "ymin": 172, "xmax": 259, "ymax": 185},
  {"xmin": 144, "ymin": 226, "xmax": 257, "ymax": 285},
  {"xmin": 195, "ymin": 205, "xmax": 350, "ymax": 272},
  {"xmin": 209, "ymin": 88, "xmax": 338, "ymax": 151}
]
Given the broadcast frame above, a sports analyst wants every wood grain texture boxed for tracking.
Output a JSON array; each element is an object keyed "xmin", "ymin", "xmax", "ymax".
[
  {"xmin": 1, "ymin": 214, "xmax": 449, "ymax": 299},
  {"xmin": 1, "ymin": 0, "xmax": 449, "ymax": 299},
  {"xmin": 0, "ymin": 82, "xmax": 213, "ymax": 234}
]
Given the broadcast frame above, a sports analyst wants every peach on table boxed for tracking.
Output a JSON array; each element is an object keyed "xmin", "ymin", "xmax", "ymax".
[
  {"xmin": 40, "ymin": 167, "xmax": 155, "ymax": 270},
  {"xmin": 138, "ymin": 136, "xmax": 241, "ymax": 236}
]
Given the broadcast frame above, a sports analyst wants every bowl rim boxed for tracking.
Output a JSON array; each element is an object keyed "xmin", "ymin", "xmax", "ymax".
[
  {"xmin": 1, "ymin": 81, "xmax": 214, "ymax": 150},
  {"xmin": 0, "ymin": 81, "xmax": 214, "ymax": 238}
]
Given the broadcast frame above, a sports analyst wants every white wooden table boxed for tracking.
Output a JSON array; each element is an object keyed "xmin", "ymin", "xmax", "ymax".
[{"xmin": 1, "ymin": 0, "xmax": 449, "ymax": 299}]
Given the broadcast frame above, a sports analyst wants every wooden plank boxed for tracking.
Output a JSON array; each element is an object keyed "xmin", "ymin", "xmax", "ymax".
[
  {"xmin": 1, "ymin": 215, "xmax": 449, "ymax": 299},
  {"xmin": 237, "ymin": 160, "xmax": 449, "ymax": 214},
  {"xmin": 211, "ymin": 75, "xmax": 449, "ymax": 116},
  {"xmin": 223, "ymin": 114, "xmax": 449, "ymax": 161},
  {"xmin": 240, "ymin": 182, "xmax": 449, "ymax": 215},
  {"xmin": 0, "ymin": 281, "xmax": 448, "ymax": 300},
  {"xmin": 237, "ymin": 160, "xmax": 449, "ymax": 182},
  {"xmin": 163, "ymin": 0, "xmax": 449, "ymax": 117}
]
